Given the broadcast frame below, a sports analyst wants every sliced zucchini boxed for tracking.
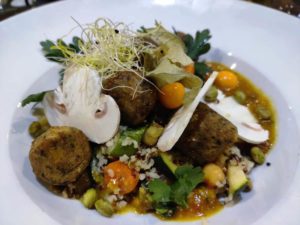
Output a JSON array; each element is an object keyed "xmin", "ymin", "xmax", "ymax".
[
  {"xmin": 108, "ymin": 127, "xmax": 146, "ymax": 157},
  {"xmin": 160, "ymin": 152, "xmax": 178, "ymax": 174},
  {"xmin": 142, "ymin": 122, "xmax": 164, "ymax": 146},
  {"xmin": 227, "ymin": 165, "xmax": 248, "ymax": 195}
]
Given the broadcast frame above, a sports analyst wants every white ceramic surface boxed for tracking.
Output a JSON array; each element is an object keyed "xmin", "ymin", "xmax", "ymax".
[{"xmin": 1, "ymin": 1, "xmax": 300, "ymax": 225}]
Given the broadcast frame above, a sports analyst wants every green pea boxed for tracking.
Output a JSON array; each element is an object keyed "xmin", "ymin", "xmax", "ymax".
[
  {"xmin": 256, "ymin": 106, "xmax": 271, "ymax": 120},
  {"xmin": 80, "ymin": 188, "xmax": 98, "ymax": 209},
  {"xmin": 205, "ymin": 86, "xmax": 218, "ymax": 102},
  {"xmin": 95, "ymin": 199, "xmax": 115, "ymax": 217},
  {"xmin": 28, "ymin": 121, "xmax": 42, "ymax": 138},
  {"xmin": 250, "ymin": 147, "xmax": 265, "ymax": 165},
  {"xmin": 234, "ymin": 90, "xmax": 247, "ymax": 105}
]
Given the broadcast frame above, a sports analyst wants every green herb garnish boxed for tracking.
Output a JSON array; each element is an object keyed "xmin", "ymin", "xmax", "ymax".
[
  {"xmin": 21, "ymin": 91, "xmax": 48, "ymax": 107},
  {"xmin": 183, "ymin": 29, "xmax": 211, "ymax": 61},
  {"xmin": 40, "ymin": 36, "xmax": 83, "ymax": 63},
  {"xmin": 195, "ymin": 61, "xmax": 212, "ymax": 80},
  {"xmin": 148, "ymin": 165, "xmax": 204, "ymax": 216}
]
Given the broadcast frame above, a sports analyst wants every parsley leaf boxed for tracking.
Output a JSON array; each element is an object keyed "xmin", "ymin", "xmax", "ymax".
[
  {"xmin": 21, "ymin": 91, "xmax": 48, "ymax": 107},
  {"xmin": 172, "ymin": 165, "xmax": 204, "ymax": 207},
  {"xmin": 175, "ymin": 165, "xmax": 204, "ymax": 188},
  {"xmin": 195, "ymin": 61, "xmax": 212, "ymax": 80},
  {"xmin": 148, "ymin": 179, "xmax": 171, "ymax": 203},
  {"xmin": 40, "ymin": 36, "xmax": 83, "ymax": 63},
  {"xmin": 148, "ymin": 165, "xmax": 204, "ymax": 216},
  {"xmin": 184, "ymin": 29, "xmax": 211, "ymax": 61}
]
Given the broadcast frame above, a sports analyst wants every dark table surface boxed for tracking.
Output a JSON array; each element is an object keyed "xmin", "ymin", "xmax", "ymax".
[{"xmin": 1, "ymin": 0, "xmax": 300, "ymax": 21}]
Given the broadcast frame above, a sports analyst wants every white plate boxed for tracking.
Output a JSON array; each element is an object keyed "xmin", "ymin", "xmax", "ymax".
[{"xmin": 1, "ymin": 0, "xmax": 300, "ymax": 225}]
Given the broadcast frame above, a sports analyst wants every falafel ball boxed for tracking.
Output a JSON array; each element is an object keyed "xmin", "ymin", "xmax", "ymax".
[
  {"xmin": 103, "ymin": 71, "xmax": 157, "ymax": 126},
  {"xmin": 29, "ymin": 126, "xmax": 92, "ymax": 185},
  {"xmin": 175, "ymin": 103, "xmax": 238, "ymax": 165}
]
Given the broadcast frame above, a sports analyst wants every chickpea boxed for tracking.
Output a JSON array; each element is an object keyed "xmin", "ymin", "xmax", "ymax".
[{"xmin": 203, "ymin": 163, "xmax": 226, "ymax": 187}]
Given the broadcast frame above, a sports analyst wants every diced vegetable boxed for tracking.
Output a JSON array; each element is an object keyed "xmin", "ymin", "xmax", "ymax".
[
  {"xmin": 234, "ymin": 90, "xmax": 247, "ymax": 105},
  {"xmin": 227, "ymin": 165, "xmax": 248, "ymax": 195},
  {"xmin": 203, "ymin": 163, "xmax": 225, "ymax": 187},
  {"xmin": 159, "ymin": 82, "xmax": 185, "ymax": 109},
  {"xmin": 142, "ymin": 122, "xmax": 164, "ymax": 146},
  {"xmin": 95, "ymin": 199, "xmax": 115, "ymax": 217},
  {"xmin": 91, "ymin": 171, "xmax": 104, "ymax": 184},
  {"xmin": 28, "ymin": 121, "xmax": 42, "ymax": 138},
  {"xmin": 204, "ymin": 85, "xmax": 218, "ymax": 102},
  {"xmin": 184, "ymin": 63, "xmax": 195, "ymax": 74},
  {"xmin": 215, "ymin": 70, "xmax": 239, "ymax": 92},
  {"xmin": 80, "ymin": 188, "xmax": 98, "ymax": 209},
  {"xmin": 103, "ymin": 161, "xmax": 139, "ymax": 194},
  {"xmin": 250, "ymin": 147, "xmax": 265, "ymax": 165},
  {"xmin": 159, "ymin": 152, "xmax": 178, "ymax": 174},
  {"xmin": 256, "ymin": 106, "xmax": 271, "ymax": 120},
  {"xmin": 108, "ymin": 127, "xmax": 146, "ymax": 157},
  {"xmin": 28, "ymin": 117, "xmax": 50, "ymax": 138}
]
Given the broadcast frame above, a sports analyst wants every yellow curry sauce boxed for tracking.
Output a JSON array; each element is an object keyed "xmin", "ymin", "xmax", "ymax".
[
  {"xmin": 120, "ymin": 62, "xmax": 276, "ymax": 221},
  {"xmin": 209, "ymin": 62, "xmax": 277, "ymax": 151}
]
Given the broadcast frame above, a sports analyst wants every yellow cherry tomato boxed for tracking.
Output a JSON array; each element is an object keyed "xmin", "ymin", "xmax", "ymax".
[
  {"xmin": 184, "ymin": 63, "xmax": 195, "ymax": 74},
  {"xmin": 103, "ymin": 161, "xmax": 139, "ymax": 194},
  {"xmin": 159, "ymin": 82, "xmax": 185, "ymax": 109},
  {"xmin": 215, "ymin": 70, "xmax": 239, "ymax": 91}
]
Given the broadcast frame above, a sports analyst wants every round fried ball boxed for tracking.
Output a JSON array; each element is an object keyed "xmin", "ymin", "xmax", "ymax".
[{"xmin": 29, "ymin": 126, "xmax": 91, "ymax": 185}]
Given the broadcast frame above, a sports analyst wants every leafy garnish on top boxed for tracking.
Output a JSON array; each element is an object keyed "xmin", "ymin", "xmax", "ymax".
[
  {"xmin": 40, "ymin": 36, "xmax": 83, "ymax": 63},
  {"xmin": 148, "ymin": 164, "xmax": 204, "ymax": 217}
]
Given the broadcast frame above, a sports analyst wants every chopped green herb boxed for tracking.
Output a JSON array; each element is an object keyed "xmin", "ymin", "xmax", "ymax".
[
  {"xmin": 148, "ymin": 179, "xmax": 171, "ymax": 203},
  {"xmin": 148, "ymin": 165, "xmax": 204, "ymax": 216},
  {"xmin": 21, "ymin": 91, "xmax": 48, "ymax": 107}
]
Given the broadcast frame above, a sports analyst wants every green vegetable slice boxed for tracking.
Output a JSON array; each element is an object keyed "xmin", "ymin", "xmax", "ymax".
[{"xmin": 108, "ymin": 127, "xmax": 146, "ymax": 157}]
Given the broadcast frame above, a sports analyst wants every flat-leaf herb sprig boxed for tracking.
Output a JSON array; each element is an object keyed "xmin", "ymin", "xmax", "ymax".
[{"xmin": 148, "ymin": 164, "xmax": 204, "ymax": 217}]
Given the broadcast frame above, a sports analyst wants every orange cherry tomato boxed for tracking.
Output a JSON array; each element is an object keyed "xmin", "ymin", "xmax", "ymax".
[
  {"xmin": 184, "ymin": 63, "xmax": 195, "ymax": 74},
  {"xmin": 103, "ymin": 161, "xmax": 139, "ymax": 194},
  {"xmin": 214, "ymin": 70, "xmax": 239, "ymax": 91},
  {"xmin": 159, "ymin": 82, "xmax": 185, "ymax": 109}
]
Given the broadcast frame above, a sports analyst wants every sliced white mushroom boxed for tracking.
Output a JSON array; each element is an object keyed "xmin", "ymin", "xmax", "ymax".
[
  {"xmin": 207, "ymin": 91, "xmax": 269, "ymax": 144},
  {"xmin": 43, "ymin": 66, "xmax": 120, "ymax": 144},
  {"xmin": 157, "ymin": 72, "xmax": 218, "ymax": 151}
]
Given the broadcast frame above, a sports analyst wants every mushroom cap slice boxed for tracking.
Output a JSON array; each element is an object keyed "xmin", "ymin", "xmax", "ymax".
[
  {"xmin": 207, "ymin": 91, "xmax": 269, "ymax": 144},
  {"xmin": 43, "ymin": 66, "xmax": 120, "ymax": 144}
]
